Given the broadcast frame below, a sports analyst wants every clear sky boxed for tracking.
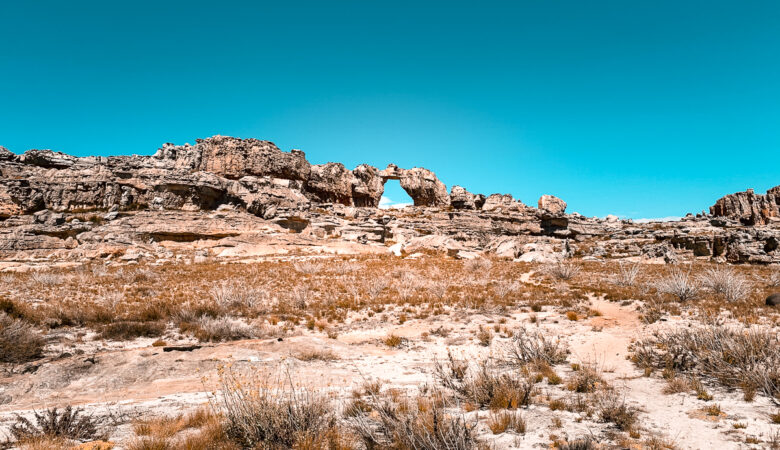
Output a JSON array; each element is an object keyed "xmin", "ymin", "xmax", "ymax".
[{"xmin": 1, "ymin": 1, "xmax": 779, "ymax": 218}]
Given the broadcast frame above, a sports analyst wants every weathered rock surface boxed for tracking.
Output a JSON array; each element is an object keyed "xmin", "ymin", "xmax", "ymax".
[
  {"xmin": 1, "ymin": 136, "xmax": 779, "ymax": 265},
  {"xmin": 538, "ymin": 195, "xmax": 567, "ymax": 216},
  {"xmin": 710, "ymin": 186, "xmax": 780, "ymax": 225}
]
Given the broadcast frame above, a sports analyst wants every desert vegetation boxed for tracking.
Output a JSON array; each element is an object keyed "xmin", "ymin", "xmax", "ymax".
[{"xmin": 0, "ymin": 254, "xmax": 778, "ymax": 448}]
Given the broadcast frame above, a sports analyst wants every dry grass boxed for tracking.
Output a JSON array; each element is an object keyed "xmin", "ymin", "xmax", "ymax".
[
  {"xmin": 700, "ymin": 266, "xmax": 752, "ymax": 303},
  {"xmin": 0, "ymin": 313, "xmax": 45, "ymax": 363},
  {"xmin": 631, "ymin": 324, "xmax": 780, "ymax": 403},
  {"xmin": 487, "ymin": 410, "xmax": 526, "ymax": 434},
  {"xmin": 214, "ymin": 368, "xmax": 343, "ymax": 449},
  {"xmin": 545, "ymin": 260, "xmax": 581, "ymax": 280},
  {"xmin": 10, "ymin": 406, "xmax": 103, "ymax": 444},
  {"xmin": 655, "ymin": 266, "xmax": 700, "ymax": 302},
  {"xmin": 502, "ymin": 326, "xmax": 568, "ymax": 366},
  {"xmin": 435, "ymin": 357, "xmax": 537, "ymax": 409}
]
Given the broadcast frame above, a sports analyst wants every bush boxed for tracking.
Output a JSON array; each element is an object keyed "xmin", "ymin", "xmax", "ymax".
[
  {"xmin": 503, "ymin": 327, "xmax": 568, "ymax": 366},
  {"xmin": 435, "ymin": 357, "xmax": 536, "ymax": 409},
  {"xmin": 700, "ymin": 266, "xmax": 751, "ymax": 302},
  {"xmin": 631, "ymin": 324, "xmax": 780, "ymax": 401},
  {"xmin": 99, "ymin": 321, "xmax": 166, "ymax": 340},
  {"xmin": 596, "ymin": 390, "xmax": 638, "ymax": 431},
  {"xmin": 185, "ymin": 317, "xmax": 258, "ymax": 342},
  {"xmin": 351, "ymin": 389, "xmax": 478, "ymax": 450},
  {"xmin": 613, "ymin": 261, "xmax": 642, "ymax": 287},
  {"xmin": 487, "ymin": 410, "xmax": 526, "ymax": 434},
  {"xmin": 656, "ymin": 266, "xmax": 700, "ymax": 302},
  {"xmin": 0, "ymin": 313, "xmax": 45, "ymax": 363},
  {"xmin": 11, "ymin": 406, "xmax": 102, "ymax": 443},
  {"xmin": 215, "ymin": 369, "xmax": 337, "ymax": 448},
  {"xmin": 545, "ymin": 261, "xmax": 581, "ymax": 280}
]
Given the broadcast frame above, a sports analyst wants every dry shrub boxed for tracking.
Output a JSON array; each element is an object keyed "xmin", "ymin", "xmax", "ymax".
[
  {"xmin": 11, "ymin": 406, "xmax": 103, "ymax": 443},
  {"xmin": 655, "ymin": 266, "xmax": 700, "ymax": 302},
  {"xmin": 595, "ymin": 390, "xmax": 638, "ymax": 431},
  {"xmin": 351, "ymin": 389, "xmax": 477, "ymax": 450},
  {"xmin": 214, "ymin": 368, "xmax": 344, "ymax": 449},
  {"xmin": 0, "ymin": 313, "xmax": 45, "ymax": 363},
  {"xmin": 487, "ymin": 410, "xmax": 526, "ymax": 434},
  {"xmin": 700, "ymin": 266, "xmax": 752, "ymax": 303},
  {"xmin": 293, "ymin": 260, "xmax": 322, "ymax": 275},
  {"xmin": 184, "ymin": 317, "xmax": 258, "ymax": 342},
  {"xmin": 558, "ymin": 438, "xmax": 596, "ymax": 450},
  {"xmin": 566, "ymin": 365, "xmax": 606, "ymax": 393},
  {"xmin": 383, "ymin": 334, "xmax": 403, "ymax": 348},
  {"xmin": 503, "ymin": 326, "xmax": 568, "ymax": 366},
  {"xmin": 99, "ymin": 321, "xmax": 165, "ymax": 340},
  {"xmin": 768, "ymin": 268, "xmax": 780, "ymax": 287},
  {"xmin": 631, "ymin": 324, "xmax": 780, "ymax": 402},
  {"xmin": 545, "ymin": 260, "xmax": 581, "ymax": 281},
  {"xmin": 294, "ymin": 348, "xmax": 340, "ymax": 362},
  {"xmin": 435, "ymin": 357, "xmax": 536, "ymax": 409},
  {"xmin": 30, "ymin": 271, "xmax": 64, "ymax": 286},
  {"xmin": 464, "ymin": 257, "xmax": 493, "ymax": 273},
  {"xmin": 209, "ymin": 281, "xmax": 263, "ymax": 311},
  {"xmin": 613, "ymin": 261, "xmax": 642, "ymax": 287}
]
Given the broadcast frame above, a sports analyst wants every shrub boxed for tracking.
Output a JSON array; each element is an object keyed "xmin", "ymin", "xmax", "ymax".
[
  {"xmin": 503, "ymin": 327, "xmax": 568, "ymax": 366},
  {"xmin": 0, "ymin": 313, "xmax": 45, "ymax": 363},
  {"xmin": 567, "ymin": 365, "xmax": 605, "ymax": 393},
  {"xmin": 545, "ymin": 261, "xmax": 581, "ymax": 281},
  {"xmin": 700, "ymin": 266, "xmax": 751, "ymax": 302},
  {"xmin": 351, "ymin": 389, "xmax": 477, "ymax": 450},
  {"xmin": 384, "ymin": 334, "xmax": 403, "ymax": 348},
  {"xmin": 215, "ymin": 369, "xmax": 334, "ymax": 448},
  {"xmin": 99, "ymin": 321, "xmax": 165, "ymax": 340},
  {"xmin": 631, "ymin": 325, "xmax": 780, "ymax": 401},
  {"xmin": 435, "ymin": 358, "xmax": 536, "ymax": 409},
  {"xmin": 11, "ymin": 406, "xmax": 102, "ymax": 443},
  {"xmin": 656, "ymin": 266, "xmax": 700, "ymax": 302},
  {"xmin": 614, "ymin": 261, "xmax": 642, "ymax": 287},
  {"xmin": 596, "ymin": 390, "xmax": 638, "ymax": 431},
  {"xmin": 185, "ymin": 317, "xmax": 258, "ymax": 342},
  {"xmin": 464, "ymin": 257, "xmax": 493, "ymax": 273},
  {"xmin": 487, "ymin": 410, "xmax": 526, "ymax": 434}
]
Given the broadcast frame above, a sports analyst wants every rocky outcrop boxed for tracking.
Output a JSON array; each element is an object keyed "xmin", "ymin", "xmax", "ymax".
[
  {"xmin": 3, "ymin": 135, "xmax": 779, "ymax": 266},
  {"xmin": 710, "ymin": 186, "xmax": 780, "ymax": 225},
  {"xmin": 538, "ymin": 195, "xmax": 567, "ymax": 216},
  {"xmin": 450, "ymin": 185, "xmax": 485, "ymax": 210},
  {"xmin": 351, "ymin": 164, "xmax": 384, "ymax": 207}
]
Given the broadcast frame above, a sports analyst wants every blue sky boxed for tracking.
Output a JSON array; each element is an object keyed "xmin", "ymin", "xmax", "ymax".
[{"xmin": 1, "ymin": 1, "xmax": 779, "ymax": 218}]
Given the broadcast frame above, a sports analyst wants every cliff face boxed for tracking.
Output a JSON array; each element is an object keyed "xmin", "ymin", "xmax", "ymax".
[
  {"xmin": 1, "ymin": 136, "xmax": 778, "ymax": 265},
  {"xmin": 0, "ymin": 136, "xmax": 486, "ymax": 218},
  {"xmin": 710, "ymin": 186, "xmax": 780, "ymax": 225}
]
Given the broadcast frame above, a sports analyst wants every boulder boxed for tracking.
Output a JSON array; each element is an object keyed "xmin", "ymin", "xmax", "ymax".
[
  {"xmin": 450, "ymin": 185, "xmax": 478, "ymax": 210},
  {"xmin": 710, "ymin": 186, "xmax": 780, "ymax": 225},
  {"xmin": 538, "ymin": 195, "xmax": 567, "ymax": 216},
  {"xmin": 398, "ymin": 167, "xmax": 450, "ymax": 207},
  {"xmin": 767, "ymin": 293, "xmax": 780, "ymax": 306}
]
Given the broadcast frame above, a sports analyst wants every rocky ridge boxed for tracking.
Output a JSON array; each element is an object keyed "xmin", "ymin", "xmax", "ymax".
[{"xmin": 1, "ymin": 136, "xmax": 779, "ymax": 265}]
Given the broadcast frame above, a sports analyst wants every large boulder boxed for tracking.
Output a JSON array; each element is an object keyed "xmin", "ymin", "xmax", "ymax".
[
  {"xmin": 710, "ymin": 186, "xmax": 780, "ymax": 225},
  {"xmin": 538, "ymin": 195, "xmax": 567, "ymax": 216},
  {"xmin": 398, "ymin": 167, "xmax": 450, "ymax": 207},
  {"xmin": 450, "ymin": 185, "xmax": 478, "ymax": 210},
  {"xmin": 351, "ymin": 164, "xmax": 384, "ymax": 207}
]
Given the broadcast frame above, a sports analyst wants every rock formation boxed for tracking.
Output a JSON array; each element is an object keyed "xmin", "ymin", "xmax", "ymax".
[
  {"xmin": 1, "ymin": 135, "xmax": 779, "ymax": 265},
  {"xmin": 710, "ymin": 186, "xmax": 780, "ymax": 225},
  {"xmin": 538, "ymin": 195, "xmax": 567, "ymax": 216}
]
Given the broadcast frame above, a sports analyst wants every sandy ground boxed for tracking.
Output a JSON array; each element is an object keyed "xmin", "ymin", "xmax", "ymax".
[{"xmin": 2, "ymin": 277, "xmax": 778, "ymax": 449}]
